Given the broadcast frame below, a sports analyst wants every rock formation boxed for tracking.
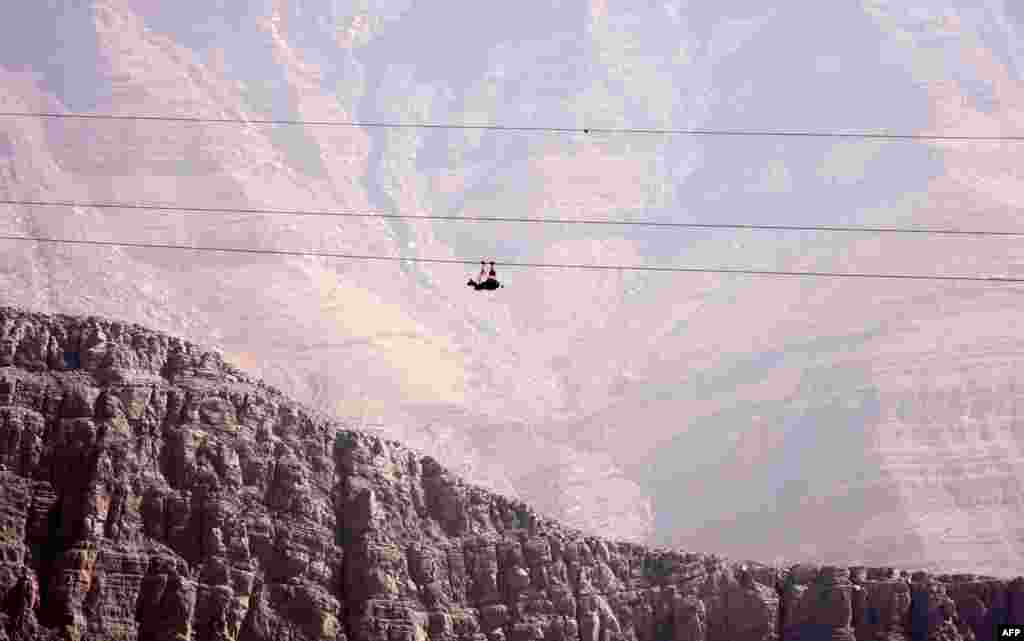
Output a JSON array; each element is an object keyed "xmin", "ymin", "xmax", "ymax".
[{"xmin": 0, "ymin": 305, "xmax": 1022, "ymax": 641}]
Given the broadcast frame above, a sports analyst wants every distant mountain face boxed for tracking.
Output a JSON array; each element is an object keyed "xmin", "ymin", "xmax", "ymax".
[{"xmin": 3, "ymin": 0, "xmax": 1024, "ymax": 574}]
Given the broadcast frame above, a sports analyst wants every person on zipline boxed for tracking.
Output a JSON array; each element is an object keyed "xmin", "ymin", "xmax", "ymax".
[{"xmin": 468, "ymin": 261, "xmax": 502, "ymax": 290}]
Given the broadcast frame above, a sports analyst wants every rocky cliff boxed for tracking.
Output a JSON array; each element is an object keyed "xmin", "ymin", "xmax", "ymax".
[{"xmin": 0, "ymin": 305, "xmax": 1021, "ymax": 641}]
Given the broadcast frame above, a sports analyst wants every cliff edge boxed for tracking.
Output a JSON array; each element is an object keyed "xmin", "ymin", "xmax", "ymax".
[{"xmin": 0, "ymin": 305, "xmax": 1019, "ymax": 641}]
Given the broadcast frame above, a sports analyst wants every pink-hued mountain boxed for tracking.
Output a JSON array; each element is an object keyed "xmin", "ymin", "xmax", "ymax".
[{"xmin": 3, "ymin": 1, "xmax": 1024, "ymax": 576}]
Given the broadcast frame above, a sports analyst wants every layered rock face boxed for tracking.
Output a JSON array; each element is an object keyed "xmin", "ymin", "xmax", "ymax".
[{"xmin": 1, "ymin": 305, "xmax": 1024, "ymax": 641}]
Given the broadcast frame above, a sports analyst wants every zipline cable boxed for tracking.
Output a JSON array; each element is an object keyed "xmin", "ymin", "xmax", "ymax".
[
  {"xmin": 1, "ymin": 111, "xmax": 1022, "ymax": 142},
  {"xmin": 1, "ymin": 233, "xmax": 1021, "ymax": 283},
  {"xmin": 5, "ymin": 199, "xmax": 1023, "ymax": 238}
]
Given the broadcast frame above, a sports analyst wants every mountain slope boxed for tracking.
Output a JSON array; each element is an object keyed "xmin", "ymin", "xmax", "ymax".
[
  {"xmin": 0, "ymin": 306, "xmax": 1022, "ymax": 641},
  {"xmin": 6, "ymin": 0, "xmax": 1024, "ymax": 575}
]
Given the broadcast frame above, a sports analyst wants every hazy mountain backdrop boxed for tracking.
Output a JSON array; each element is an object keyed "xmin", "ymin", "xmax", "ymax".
[{"xmin": 4, "ymin": 0, "xmax": 1024, "ymax": 575}]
